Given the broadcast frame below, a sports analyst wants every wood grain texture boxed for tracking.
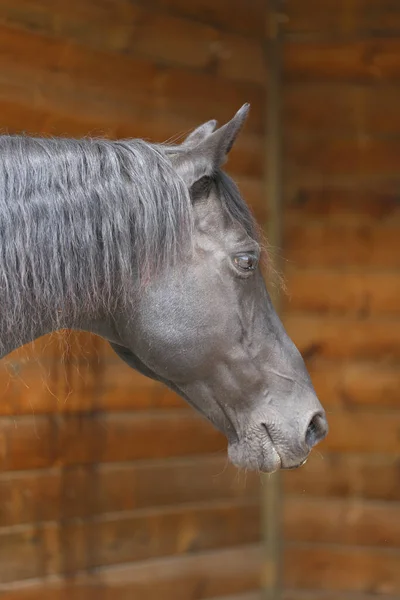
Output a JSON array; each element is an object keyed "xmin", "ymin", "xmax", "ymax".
[
  {"xmin": 0, "ymin": 411, "xmax": 226, "ymax": 471},
  {"xmin": 285, "ymin": 84, "xmax": 400, "ymax": 136},
  {"xmin": 285, "ymin": 544, "xmax": 400, "ymax": 594},
  {"xmin": 306, "ymin": 360, "xmax": 400, "ymax": 410},
  {"xmin": 284, "ymin": 223, "xmax": 400, "ymax": 268},
  {"xmin": 0, "ymin": 1, "xmax": 267, "ymax": 83},
  {"xmin": 0, "ymin": 501, "xmax": 260, "ymax": 582},
  {"xmin": 284, "ymin": 497, "xmax": 400, "ymax": 547},
  {"xmin": 285, "ymin": 39, "xmax": 400, "ymax": 83},
  {"xmin": 282, "ymin": 3, "xmax": 400, "ymax": 597},
  {"xmin": 283, "ymin": 269, "xmax": 400, "ymax": 316},
  {"xmin": 284, "ymin": 0, "xmax": 400, "ymax": 36},
  {"xmin": 0, "ymin": 457, "xmax": 259, "ymax": 527},
  {"xmin": 285, "ymin": 188, "xmax": 400, "ymax": 224},
  {"xmin": 284, "ymin": 314, "xmax": 400, "ymax": 361},
  {"xmin": 0, "ymin": 544, "xmax": 262, "ymax": 599},
  {"xmin": 284, "ymin": 454, "xmax": 400, "ymax": 502}
]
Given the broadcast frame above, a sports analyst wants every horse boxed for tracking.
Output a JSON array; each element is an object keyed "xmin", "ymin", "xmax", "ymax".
[{"xmin": 0, "ymin": 104, "xmax": 327, "ymax": 473}]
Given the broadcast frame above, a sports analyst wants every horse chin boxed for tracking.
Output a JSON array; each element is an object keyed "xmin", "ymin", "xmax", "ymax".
[{"xmin": 227, "ymin": 436, "xmax": 282, "ymax": 474}]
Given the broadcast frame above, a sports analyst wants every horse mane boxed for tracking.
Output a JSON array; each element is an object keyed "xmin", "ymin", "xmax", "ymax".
[{"xmin": 0, "ymin": 134, "xmax": 259, "ymax": 340}]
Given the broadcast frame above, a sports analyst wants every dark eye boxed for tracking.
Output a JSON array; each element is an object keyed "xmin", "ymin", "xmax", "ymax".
[{"xmin": 233, "ymin": 252, "xmax": 258, "ymax": 272}]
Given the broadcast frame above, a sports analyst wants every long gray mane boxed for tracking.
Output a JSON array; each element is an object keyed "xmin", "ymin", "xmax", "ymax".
[{"xmin": 0, "ymin": 134, "xmax": 258, "ymax": 350}]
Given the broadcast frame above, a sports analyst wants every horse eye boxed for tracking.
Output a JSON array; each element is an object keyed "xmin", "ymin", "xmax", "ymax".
[{"xmin": 233, "ymin": 253, "xmax": 258, "ymax": 272}]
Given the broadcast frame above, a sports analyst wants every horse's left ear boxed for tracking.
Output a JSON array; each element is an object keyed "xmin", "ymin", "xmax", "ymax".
[
  {"xmin": 173, "ymin": 104, "xmax": 250, "ymax": 188},
  {"xmin": 180, "ymin": 119, "xmax": 218, "ymax": 149}
]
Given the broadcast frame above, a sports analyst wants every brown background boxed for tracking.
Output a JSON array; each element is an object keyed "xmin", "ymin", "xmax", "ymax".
[{"xmin": 0, "ymin": 1, "xmax": 399, "ymax": 599}]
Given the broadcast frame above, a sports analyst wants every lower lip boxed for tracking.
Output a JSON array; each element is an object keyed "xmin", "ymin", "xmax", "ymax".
[{"xmin": 283, "ymin": 457, "xmax": 308, "ymax": 470}]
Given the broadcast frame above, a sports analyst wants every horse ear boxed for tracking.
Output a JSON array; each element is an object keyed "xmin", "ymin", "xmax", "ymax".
[
  {"xmin": 173, "ymin": 104, "xmax": 250, "ymax": 188},
  {"xmin": 180, "ymin": 119, "xmax": 217, "ymax": 149}
]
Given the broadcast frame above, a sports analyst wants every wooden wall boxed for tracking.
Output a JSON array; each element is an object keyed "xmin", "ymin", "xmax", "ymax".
[
  {"xmin": 2, "ymin": 1, "xmax": 399, "ymax": 598},
  {"xmin": 281, "ymin": 1, "xmax": 400, "ymax": 598},
  {"xmin": 0, "ymin": 1, "xmax": 267, "ymax": 598}
]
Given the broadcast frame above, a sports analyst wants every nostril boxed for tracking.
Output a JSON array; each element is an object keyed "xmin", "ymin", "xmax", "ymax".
[{"xmin": 305, "ymin": 412, "xmax": 328, "ymax": 450}]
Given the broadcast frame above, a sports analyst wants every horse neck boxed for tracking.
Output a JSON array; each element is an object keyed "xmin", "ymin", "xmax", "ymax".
[{"xmin": 0, "ymin": 137, "xmax": 115, "ymax": 358}]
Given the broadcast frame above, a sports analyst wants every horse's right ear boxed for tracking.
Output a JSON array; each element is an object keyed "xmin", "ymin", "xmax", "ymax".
[{"xmin": 172, "ymin": 104, "xmax": 250, "ymax": 188}]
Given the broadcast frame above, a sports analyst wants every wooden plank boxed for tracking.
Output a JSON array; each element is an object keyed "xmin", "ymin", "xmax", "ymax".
[
  {"xmin": 0, "ymin": 411, "xmax": 225, "ymax": 471},
  {"xmin": 306, "ymin": 360, "xmax": 400, "ymax": 410},
  {"xmin": 0, "ymin": 544, "xmax": 262, "ymax": 599},
  {"xmin": 284, "ymin": 0, "xmax": 400, "ymax": 36},
  {"xmin": 285, "ymin": 188, "xmax": 400, "ymax": 225},
  {"xmin": 150, "ymin": 0, "xmax": 265, "ymax": 38},
  {"xmin": 285, "ymin": 84, "xmax": 400, "ymax": 137},
  {"xmin": 286, "ymin": 136, "xmax": 400, "ymax": 181},
  {"xmin": 285, "ymin": 39, "xmax": 400, "ymax": 83},
  {"xmin": 0, "ymin": 359, "xmax": 188, "ymax": 416},
  {"xmin": 0, "ymin": 501, "xmax": 260, "ymax": 582},
  {"xmin": 284, "ymin": 454, "xmax": 400, "ymax": 502},
  {"xmin": 0, "ymin": 457, "xmax": 259, "ymax": 527},
  {"xmin": 133, "ymin": 10, "xmax": 266, "ymax": 85},
  {"xmin": 0, "ymin": 0, "xmax": 266, "ymax": 44},
  {"xmin": 0, "ymin": 525, "xmax": 44, "ymax": 582},
  {"xmin": 319, "ymin": 411, "xmax": 400, "ymax": 454},
  {"xmin": 0, "ymin": 25, "xmax": 265, "ymax": 133},
  {"xmin": 6, "ymin": 330, "xmax": 112, "ymax": 363},
  {"xmin": 285, "ymin": 591, "xmax": 400, "ymax": 600},
  {"xmin": 0, "ymin": 1, "xmax": 266, "ymax": 84},
  {"xmin": 283, "ymin": 270, "xmax": 400, "ymax": 316},
  {"xmin": 0, "ymin": 0, "xmax": 139, "ymax": 51},
  {"xmin": 284, "ymin": 223, "xmax": 400, "ymax": 268},
  {"xmin": 285, "ymin": 543, "xmax": 400, "ymax": 593},
  {"xmin": 284, "ymin": 497, "xmax": 400, "ymax": 547},
  {"xmin": 209, "ymin": 594, "xmax": 261, "ymax": 600},
  {"xmin": 285, "ymin": 314, "xmax": 400, "ymax": 362}
]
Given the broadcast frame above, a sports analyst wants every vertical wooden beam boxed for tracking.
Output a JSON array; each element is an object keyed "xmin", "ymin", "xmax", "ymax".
[{"xmin": 261, "ymin": 1, "xmax": 284, "ymax": 599}]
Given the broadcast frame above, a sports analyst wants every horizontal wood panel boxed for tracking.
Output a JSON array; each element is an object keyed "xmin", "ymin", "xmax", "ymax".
[
  {"xmin": 284, "ymin": 497, "xmax": 400, "ymax": 547},
  {"xmin": 286, "ymin": 136, "xmax": 400, "ymax": 181},
  {"xmin": 0, "ymin": 544, "xmax": 262, "ymax": 599},
  {"xmin": 0, "ymin": 501, "xmax": 259, "ymax": 582},
  {"xmin": 0, "ymin": 25, "xmax": 265, "ymax": 134},
  {"xmin": 284, "ymin": 314, "xmax": 400, "ymax": 361},
  {"xmin": 307, "ymin": 360, "xmax": 400, "ymax": 410},
  {"xmin": 0, "ymin": 360, "xmax": 186, "ymax": 416},
  {"xmin": 284, "ymin": 223, "xmax": 400, "ymax": 268},
  {"xmin": 0, "ymin": 457, "xmax": 259, "ymax": 527},
  {"xmin": 0, "ymin": 0, "xmax": 265, "ymax": 41},
  {"xmin": 285, "ymin": 84, "xmax": 400, "ymax": 137},
  {"xmin": 284, "ymin": 592, "xmax": 399, "ymax": 600},
  {"xmin": 150, "ymin": 0, "xmax": 265, "ymax": 38},
  {"xmin": 285, "ymin": 188, "xmax": 400, "ymax": 224},
  {"xmin": 0, "ymin": 1, "xmax": 266, "ymax": 84},
  {"xmin": 0, "ymin": 412, "xmax": 225, "ymax": 471},
  {"xmin": 4, "ymin": 495, "xmax": 400, "ymax": 582},
  {"xmin": 284, "ymin": 0, "xmax": 400, "ymax": 36},
  {"xmin": 285, "ymin": 39, "xmax": 400, "ymax": 83},
  {"xmin": 282, "ymin": 4, "xmax": 400, "ymax": 598},
  {"xmin": 7, "ymin": 330, "xmax": 113, "ymax": 363},
  {"xmin": 285, "ymin": 544, "xmax": 400, "ymax": 593},
  {"xmin": 284, "ymin": 454, "xmax": 400, "ymax": 501},
  {"xmin": 283, "ymin": 270, "xmax": 400, "ymax": 316},
  {"xmin": 209, "ymin": 594, "xmax": 261, "ymax": 600},
  {"xmin": 319, "ymin": 411, "xmax": 400, "ymax": 454}
]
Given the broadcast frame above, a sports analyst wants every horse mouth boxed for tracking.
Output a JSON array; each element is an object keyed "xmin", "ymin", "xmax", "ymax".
[{"xmin": 281, "ymin": 456, "xmax": 309, "ymax": 470}]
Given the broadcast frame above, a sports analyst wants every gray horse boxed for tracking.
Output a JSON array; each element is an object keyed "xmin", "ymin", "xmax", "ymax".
[{"xmin": 0, "ymin": 104, "xmax": 327, "ymax": 472}]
